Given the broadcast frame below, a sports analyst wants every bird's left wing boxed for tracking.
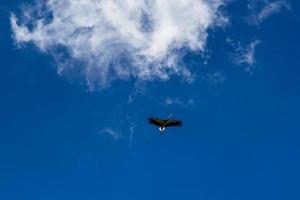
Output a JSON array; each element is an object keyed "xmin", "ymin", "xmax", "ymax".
[{"xmin": 165, "ymin": 119, "xmax": 182, "ymax": 127}]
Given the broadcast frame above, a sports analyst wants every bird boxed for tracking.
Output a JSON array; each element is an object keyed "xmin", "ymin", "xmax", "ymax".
[{"xmin": 148, "ymin": 114, "xmax": 182, "ymax": 134}]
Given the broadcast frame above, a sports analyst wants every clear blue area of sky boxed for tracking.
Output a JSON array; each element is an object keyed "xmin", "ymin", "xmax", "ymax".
[{"xmin": 1, "ymin": 1, "xmax": 300, "ymax": 200}]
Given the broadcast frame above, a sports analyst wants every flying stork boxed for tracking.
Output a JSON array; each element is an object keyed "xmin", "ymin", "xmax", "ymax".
[{"xmin": 148, "ymin": 114, "xmax": 182, "ymax": 134}]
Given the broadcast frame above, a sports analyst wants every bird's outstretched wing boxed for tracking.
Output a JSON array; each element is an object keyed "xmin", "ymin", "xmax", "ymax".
[
  {"xmin": 165, "ymin": 119, "xmax": 182, "ymax": 127},
  {"xmin": 148, "ymin": 117, "xmax": 165, "ymax": 127}
]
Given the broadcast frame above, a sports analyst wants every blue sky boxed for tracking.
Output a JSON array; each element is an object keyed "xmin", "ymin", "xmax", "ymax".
[{"xmin": 1, "ymin": 0, "xmax": 300, "ymax": 199}]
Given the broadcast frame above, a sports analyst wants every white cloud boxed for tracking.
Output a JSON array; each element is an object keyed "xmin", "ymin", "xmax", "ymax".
[
  {"xmin": 11, "ymin": 0, "xmax": 226, "ymax": 89},
  {"xmin": 248, "ymin": 0, "xmax": 290, "ymax": 25},
  {"xmin": 228, "ymin": 39, "xmax": 261, "ymax": 73},
  {"xmin": 100, "ymin": 128, "xmax": 123, "ymax": 141}
]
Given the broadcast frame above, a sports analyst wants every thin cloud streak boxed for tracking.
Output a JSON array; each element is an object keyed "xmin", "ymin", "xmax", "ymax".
[
  {"xmin": 248, "ymin": 0, "xmax": 290, "ymax": 25},
  {"xmin": 128, "ymin": 122, "xmax": 136, "ymax": 151},
  {"xmin": 100, "ymin": 128, "xmax": 123, "ymax": 141}
]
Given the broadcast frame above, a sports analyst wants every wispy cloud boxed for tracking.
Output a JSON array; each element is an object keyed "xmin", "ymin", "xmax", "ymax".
[
  {"xmin": 203, "ymin": 71, "xmax": 226, "ymax": 87},
  {"xmin": 164, "ymin": 97, "xmax": 195, "ymax": 107},
  {"xmin": 100, "ymin": 128, "xmax": 123, "ymax": 141},
  {"xmin": 10, "ymin": 0, "xmax": 227, "ymax": 89},
  {"xmin": 228, "ymin": 38, "xmax": 261, "ymax": 73},
  {"xmin": 248, "ymin": 0, "xmax": 290, "ymax": 25}
]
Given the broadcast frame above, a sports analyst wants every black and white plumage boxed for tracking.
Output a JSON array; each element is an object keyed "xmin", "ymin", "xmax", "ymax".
[{"xmin": 148, "ymin": 114, "xmax": 182, "ymax": 134}]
